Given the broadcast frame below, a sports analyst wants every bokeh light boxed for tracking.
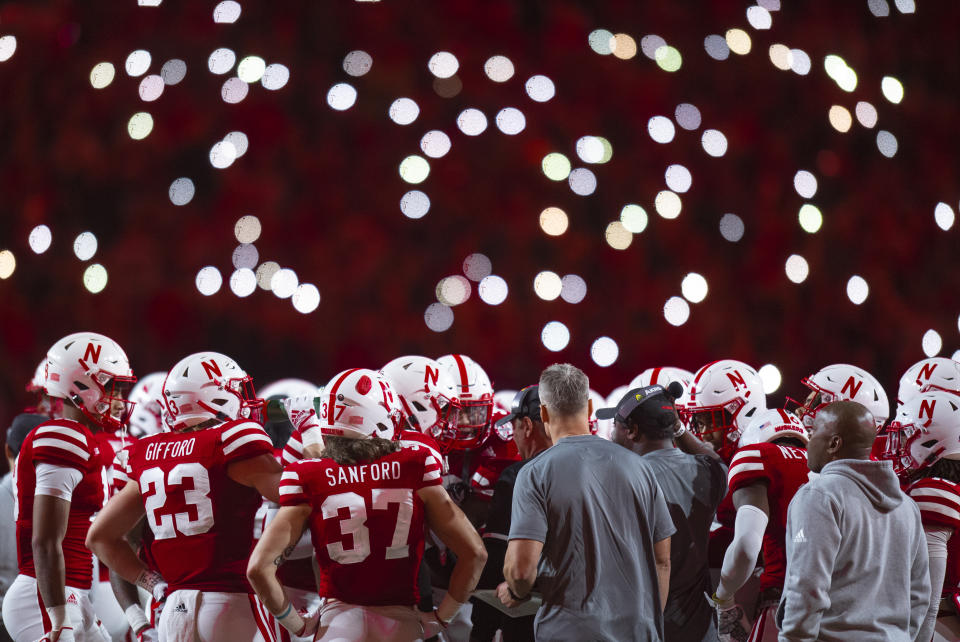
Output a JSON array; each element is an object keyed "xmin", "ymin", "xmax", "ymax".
[
  {"xmin": 793, "ymin": 170, "xmax": 817, "ymax": 198},
  {"xmin": 292, "ymin": 284, "xmax": 321, "ymax": 314},
  {"xmin": 576, "ymin": 136, "xmax": 605, "ymax": 163},
  {"xmin": 196, "ymin": 266, "xmax": 222, "ymax": 296},
  {"xmin": 560, "ymin": 275, "xmax": 587, "ymax": 304},
  {"xmin": 462, "ymin": 253, "xmax": 492, "ymax": 281},
  {"xmin": 719, "ymin": 213, "xmax": 745, "ymax": 242},
  {"xmin": 29, "ymin": 225, "xmax": 52, "ymax": 254},
  {"xmin": 0, "ymin": 36, "xmax": 16, "ymax": 62},
  {"xmin": 209, "ymin": 141, "xmax": 237, "ymax": 169},
  {"xmin": 675, "ymin": 103, "xmax": 702, "ymax": 130},
  {"xmin": 424, "ymin": 303, "xmax": 454, "ymax": 332},
  {"xmin": 896, "ymin": 0, "xmax": 916, "ymax": 13},
  {"xmin": 83, "ymin": 264, "xmax": 108, "ymax": 294},
  {"xmin": 495, "ymin": 108, "xmax": 525, "ymax": 135},
  {"xmin": 877, "ymin": 130, "xmax": 898, "ymax": 157},
  {"xmin": 829, "ymin": 105, "xmax": 852, "ymax": 132},
  {"xmin": 704, "ymin": 35, "xmax": 730, "ymax": 61},
  {"xmin": 232, "ymin": 244, "xmax": 258, "ymax": 270},
  {"xmin": 785, "ymin": 254, "xmax": 810, "ymax": 283},
  {"xmin": 881, "ymin": 76, "xmax": 904, "ymax": 104},
  {"xmin": 400, "ymin": 190, "xmax": 430, "ymax": 219},
  {"xmin": 663, "ymin": 296, "xmax": 690, "ymax": 326},
  {"xmin": 389, "ymin": 98, "xmax": 420, "ymax": 125},
  {"xmin": 665, "ymin": 164, "xmax": 692, "ymax": 192},
  {"xmin": 542, "ymin": 153, "xmax": 571, "ymax": 181},
  {"xmin": 125, "ymin": 50, "xmax": 151, "ymax": 76},
  {"xmin": 610, "ymin": 33, "xmax": 637, "ymax": 60},
  {"xmin": 620, "ymin": 204, "xmax": 648, "ymax": 233},
  {"xmin": 655, "ymin": 46, "xmax": 682, "ymax": 72},
  {"xmin": 922, "ymin": 329, "xmax": 943, "ymax": 357},
  {"xmin": 539, "ymin": 207, "xmax": 569, "ymax": 236},
  {"xmin": 90, "ymin": 62, "xmax": 115, "ymax": 89},
  {"xmin": 160, "ymin": 59, "xmax": 187, "ymax": 85},
  {"xmin": 256, "ymin": 261, "xmax": 280, "ymax": 290},
  {"xmin": 478, "ymin": 275, "xmax": 508, "ymax": 305},
  {"xmin": 725, "ymin": 29, "xmax": 752, "ymax": 55},
  {"xmin": 525, "ymin": 75, "xmax": 555, "ymax": 102},
  {"xmin": 234, "ymin": 215, "xmax": 262, "ymax": 243},
  {"xmin": 868, "ymin": 0, "xmax": 890, "ymax": 17},
  {"xmin": 213, "ymin": 1, "xmax": 241, "ymax": 23},
  {"xmin": 701, "ymin": 129, "xmax": 728, "ymax": 156},
  {"xmin": 768, "ymin": 44, "xmax": 792, "ymax": 70},
  {"xmin": 0, "ymin": 251, "xmax": 14, "ymax": 279},
  {"xmin": 261, "ymin": 64, "xmax": 290, "ymax": 90},
  {"xmin": 934, "ymin": 202, "xmax": 955, "ymax": 231},
  {"xmin": 420, "ymin": 131, "xmax": 451, "ymax": 158},
  {"xmin": 221, "ymin": 77, "xmax": 248, "ymax": 103},
  {"xmin": 127, "ymin": 112, "xmax": 154, "ymax": 140},
  {"xmin": 846, "ymin": 275, "xmax": 869, "ymax": 305},
  {"xmin": 399, "ymin": 155, "xmax": 430, "ymax": 183},
  {"xmin": 343, "ymin": 50, "xmax": 373, "ymax": 77},
  {"xmin": 436, "ymin": 276, "xmax": 472, "ymax": 306},
  {"xmin": 428, "ymin": 51, "xmax": 459, "ymax": 78},
  {"xmin": 541, "ymin": 322, "xmax": 570, "ymax": 352},
  {"xmin": 326, "ymin": 83, "xmax": 357, "ymax": 110},
  {"xmin": 855, "ymin": 102, "xmax": 878, "ymax": 129},
  {"xmin": 534, "ymin": 271, "xmax": 563, "ymax": 301},
  {"xmin": 655, "ymin": 190, "xmax": 682, "ymax": 219},
  {"xmin": 588, "ymin": 29, "xmax": 614, "ymax": 55},
  {"xmin": 790, "ymin": 48, "xmax": 812, "ymax": 75},
  {"xmin": 758, "ymin": 364, "xmax": 782, "ymax": 393},
  {"xmin": 457, "ymin": 108, "xmax": 487, "ymax": 135},
  {"xmin": 237, "ymin": 56, "xmax": 267, "ymax": 83},
  {"xmin": 138, "ymin": 75, "xmax": 164, "ymax": 101},
  {"xmin": 229, "ymin": 268, "xmax": 257, "ymax": 297},
  {"xmin": 73, "ymin": 232, "xmax": 98, "ymax": 260},
  {"xmin": 747, "ymin": 5, "xmax": 773, "ymax": 29},
  {"xmin": 484, "ymin": 55, "xmax": 514, "ymax": 82},
  {"xmin": 681, "ymin": 273, "xmax": 708, "ymax": 303},
  {"xmin": 604, "ymin": 221, "xmax": 633, "ymax": 250},
  {"xmin": 648, "ymin": 116, "xmax": 676, "ymax": 143},
  {"xmin": 798, "ymin": 204, "xmax": 823, "ymax": 233},
  {"xmin": 590, "ymin": 337, "xmax": 619, "ymax": 367},
  {"xmin": 640, "ymin": 35, "xmax": 666, "ymax": 60},
  {"xmin": 824, "ymin": 54, "xmax": 857, "ymax": 91},
  {"xmin": 207, "ymin": 48, "xmax": 235, "ymax": 74},
  {"xmin": 223, "ymin": 132, "xmax": 249, "ymax": 157},
  {"xmin": 271, "ymin": 268, "xmax": 299, "ymax": 299},
  {"xmin": 169, "ymin": 178, "xmax": 195, "ymax": 206},
  {"xmin": 568, "ymin": 168, "xmax": 597, "ymax": 196}
]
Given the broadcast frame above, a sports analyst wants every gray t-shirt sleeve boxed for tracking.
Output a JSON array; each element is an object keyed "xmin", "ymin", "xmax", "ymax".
[
  {"xmin": 509, "ymin": 464, "xmax": 548, "ymax": 542},
  {"xmin": 649, "ymin": 478, "xmax": 677, "ymax": 542}
]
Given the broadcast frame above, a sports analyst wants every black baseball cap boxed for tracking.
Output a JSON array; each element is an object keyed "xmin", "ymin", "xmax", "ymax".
[
  {"xmin": 6, "ymin": 413, "xmax": 48, "ymax": 455},
  {"xmin": 495, "ymin": 385, "xmax": 541, "ymax": 426},
  {"xmin": 595, "ymin": 382, "xmax": 683, "ymax": 425}
]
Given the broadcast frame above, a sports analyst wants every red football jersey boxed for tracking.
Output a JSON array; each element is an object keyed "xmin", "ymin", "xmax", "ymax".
[
  {"xmin": 279, "ymin": 447, "xmax": 443, "ymax": 606},
  {"xmin": 125, "ymin": 419, "xmax": 274, "ymax": 592},
  {"xmin": 14, "ymin": 419, "xmax": 110, "ymax": 589},
  {"xmin": 727, "ymin": 442, "xmax": 809, "ymax": 591},
  {"xmin": 446, "ymin": 431, "xmax": 520, "ymax": 501},
  {"xmin": 909, "ymin": 477, "xmax": 960, "ymax": 595}
]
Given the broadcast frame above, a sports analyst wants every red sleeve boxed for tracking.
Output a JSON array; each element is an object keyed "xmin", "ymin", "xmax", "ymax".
[
  {"xmin": 727, "ymin": 444, "xmax": 773, "ymax": 493},
  {"xmin": 279, "ymin": 461, "xmax": 310, "ymax": 506},
  {"xmin": 282, "ymin": 429, "xmax": 304, "ymax": 465},
  {"xmin": 219, "ymin": 420, "xmax": 275, "ymax": 463},
  {"xmin": 111, "ymin": 448, "xmax": 131, "ymax": 492},
  {"xmin": 909, "ymin": 478, "xmax": 960, "ymax": 531},
  {"xmin": 418, "ymin": 449, "xmax": 443, "ymax": 490},
  {"xmin": 30, "ymin": 422, "xmax": 96, "ymax": 473},
  {"xmin": 397, "ymin": 430, "xmax": 446, "ymax": 472}
]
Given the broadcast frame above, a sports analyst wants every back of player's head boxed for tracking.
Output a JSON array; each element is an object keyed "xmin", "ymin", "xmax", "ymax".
[
  {"xmin": 6, "ymin": 413, "xmax": 47, "ymax": 455},
  {"xmin": 538, "ymin": 363, "xmax": 589, "ymax": 418}
]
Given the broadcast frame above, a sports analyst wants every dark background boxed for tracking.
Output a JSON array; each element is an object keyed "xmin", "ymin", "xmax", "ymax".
[{"xmin": 0, "ymin": 0, "xmax": 957, "ymax": 426}]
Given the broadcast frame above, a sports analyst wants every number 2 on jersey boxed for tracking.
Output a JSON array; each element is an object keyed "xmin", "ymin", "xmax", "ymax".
[
  {"xmin": 141, "ymin": 463, "xmax": 215, "ymax": 540},
  {"xmin": 322, "ymin": 489, "xmax": 413, "ymax": 564}
]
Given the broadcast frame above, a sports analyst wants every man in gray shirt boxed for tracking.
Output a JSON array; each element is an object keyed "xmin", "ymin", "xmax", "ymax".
[
  {"xmin": 502, "ymin": 364, "xmax": 676, "ymax": 641},
  {"xmin": 599, "ymin": 382, "xmax": 727, "ymax": 642}
]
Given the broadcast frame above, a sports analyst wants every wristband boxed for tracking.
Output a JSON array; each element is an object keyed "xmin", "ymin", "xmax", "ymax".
[
  {"xmin": 46, "ymin": 605, "xmax": 71, "ymax": 630},
  {"xmin": 673, "ymin": 423, "xmax": 688, "ymax": 439},
  {"xmin": 435, "ymin": 593, "xmax": 465, "ymax": 623},
  {"xmin": 125, "ymin": 605, "xmax": 150, "ymax": 634},
  {"xmin": 507, "ymin": 586, "xmax": 530, "ymax": 602},
  {"xmin": 272, "ymin": 601, "xmax": 306, "ymax": 635}
]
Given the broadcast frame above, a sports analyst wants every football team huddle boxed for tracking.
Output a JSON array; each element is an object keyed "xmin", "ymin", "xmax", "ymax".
[{"xmin": 4, "ymin": 330, "xmax": 960, "ymax": 642}]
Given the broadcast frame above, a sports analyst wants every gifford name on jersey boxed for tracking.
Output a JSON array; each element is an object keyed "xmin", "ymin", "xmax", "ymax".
[
  {"xmin": 326, "ymin": 460, "xmax": 402, "ymax": 486},
  {"xmin": 144, "ymin": 437, "xmax": 197, "ymax": 461}
]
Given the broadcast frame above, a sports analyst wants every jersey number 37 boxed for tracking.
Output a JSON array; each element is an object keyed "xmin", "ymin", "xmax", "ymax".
[{"xmin": 323, "ymin": 489, "xmax": 413, "ymax": 564}]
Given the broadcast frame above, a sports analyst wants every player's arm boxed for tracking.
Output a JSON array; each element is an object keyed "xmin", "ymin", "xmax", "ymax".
[
  {"xmin": 32, "ymin": 462, "xmax": 83, "ymax": 637},
  {"xmin": 420, "ymin": 484, "xmax": 488, "ymax": 623},
  {"xmin": 246, "ymin": 505, "xmax": 316, "ymax": 637},
  {"xmin": 654, "ymin": 536, "xmax": 671, "ymax": 611},
  {"xmin": 107, "ymin": 517, "xmax": 155, "ymax": 639},
  {"xmin": 714, "ymin": 482, "xmax": 769, "ymax": 602},
  {"xmin": 675, "ymin": 429, "xmax": 722, "ymax": 462},
  {"xmin": 227, "ymin": 453, "xmax": 283, "ymax": 503}
]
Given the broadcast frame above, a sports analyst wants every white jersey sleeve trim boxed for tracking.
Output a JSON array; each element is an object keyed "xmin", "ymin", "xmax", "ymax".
[
  {"xmin": 728, "ymin": 462, "xmax": 765, "ymax": 480},
  {"xmin": 223, "ymin": 432, "xmax": 272, "ymax": 455},
  {"xmin": 915, "ymin": 501, "xmax": 960, "ymax": 522},
  {"xmin": 34, "ymin": 463, "xmax": 84, "ymax": 500},
  {"xmin": 423, "ymin": 470, "xmax": 441, "ymax": 482},
  {"xmin": 730, "ymin": 448, "xmax": 761, "ymax": 466},
  {"xmin": 36, "ymin": 425, "xmax": 88, "ymax": 445},
  {"xmin": 33, "ymin": 438, "xmax": 91, "ymax": 461},
  {"xmin": 221, "ymin": 421, "xmax": 263, "ymax": 440},
  {"xmin": 911, "ymin": 486, "xmax": 960, "ymax": 504},
  {"xmin": 279, "ymin": 485, "xmax": 304, "ymax": 496}
]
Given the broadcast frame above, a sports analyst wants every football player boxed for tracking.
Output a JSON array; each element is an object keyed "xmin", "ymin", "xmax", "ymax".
[
  {"xmin": 25, "ymin": 358, "xmax": 62, "ymax": 418},
  {"xmin": 86, "ymin": 351, "xmax": 282, "ymax": 642},
  {"xmin": 2, "ymin": 332, "xmax": 134, "ymax": 642},
  {"xmin": 380, "ymin": 355, "xmax": 455, "ymax": 465},
  {"xmin": 897, "ymin": 357, "xmax": 960, "ymax": 408},
  {"xmin": 708, "ymin": 409, "xmax": 811, "ymax": 642},
  {"xmin": 884, "ymin": 390, "xmax": 960, "ymax": 641},
  {"xmin": 247, "ymin": 368, "xmax": 487, "ymax": 641}
]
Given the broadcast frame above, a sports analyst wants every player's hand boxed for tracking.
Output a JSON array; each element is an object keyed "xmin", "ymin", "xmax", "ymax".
[
  {"xmin": 283, "ymin": 395, "xmax": 319, "ymax": 431},
  {"xmin": 418, "ymin": 609, "xmax": 445, "ymax": 639},
  {"xmin": 297, "ymin": 610, "xmax": 320, "ymax": 639},
  {"xmin": 706, "ymin": 592, "xmax": 751, "ymax": 642},
  {"xmin": 136, "ymin": 627, "xmax": 159, "ymax": 642},
  {"xmin": 496, "ymin": 581, "xmax": 522, "ymax": 608},
  {"xmin": 39, "ymin": 627, "xmax": 74, "ymax": 642}
]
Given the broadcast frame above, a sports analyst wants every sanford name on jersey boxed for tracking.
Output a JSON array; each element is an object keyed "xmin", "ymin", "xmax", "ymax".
[
  {"xmin": 278, "ymin": 447, "xmax": 442, "ymax": 607},
  {"xmin": 125, "ymin": 418, "xmax": 274, "ymax": 593},
  {"xmin": 728, "ymin": 441, "xmax": 810, "ymax": 591},
  {"xmin": 14, "ymin": 419, "xmax": 111, "ymax": 589}
]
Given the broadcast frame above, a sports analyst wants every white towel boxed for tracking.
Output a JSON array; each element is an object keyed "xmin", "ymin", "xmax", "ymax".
[{"xmin": 159, "ymin": 589, "xmax": 201, "ymax": 642}]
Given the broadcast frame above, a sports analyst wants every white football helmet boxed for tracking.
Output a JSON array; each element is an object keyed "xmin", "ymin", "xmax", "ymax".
[
  {"xmin": 739, "ymin": 408, "xmax": 809, "ymax": 448},
  {"xmin": 796, "ymin": 364, "xmax": 889, "ymax": 430},
  {"xmin": 883, "ymin": 391, "xmax": 960, "ymax": 476},
  {"xmin": 128, "ymin": 372, "xmax": 167, "ymax": 438},
  {"xmin": 381, "ymin": 356, "xmax": 459, "ymax": 441},
  {"xmin": 897, "ymin": 358, "xmax": 960, "ymax": 407},
  {"xmin": 321, "ymin": 368, "xmax": 403, "ymax": 440},
  {"xmin": 629, "ymin": 367, "xmax": 694, "ymax": 392},
  {"xmin": 162, "ymin": 352, "xmax": 261, "ymax": 432},
  {"xmin": 260, "ymin": 378, "xmax": 320, "ymax": 401},
  {"xmin": 27, "ymin": 359, "xmax": 47, "ymax": 394},
  {"xmin": 493, "ymin": 390, "xmax": 518, "ymax": 415},
  {"xmin": 680, "ymin": 360, "xmax": 767, "ymax": 457},
  {"xmin": 45, "ymin": 332, "xmax": 136, "ymax": 431},
  {"xmin": 437, "ymin": 354, "xmax": 494, "ymax": 451}
]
